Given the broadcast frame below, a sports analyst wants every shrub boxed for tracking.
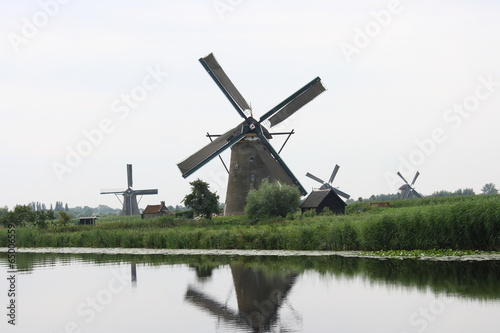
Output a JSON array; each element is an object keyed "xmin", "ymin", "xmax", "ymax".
[{"xmin": 244, "ymin": 179, "xmax": 301, "ymax": 219}]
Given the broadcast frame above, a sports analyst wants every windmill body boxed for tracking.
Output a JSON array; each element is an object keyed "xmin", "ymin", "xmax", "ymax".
[
  {"xmin": 177, "ymin": 53, "xmax": 325, "ymax": 215},
  {"xmin": 100, "ymin": 164, "xmax": 158, "ymax": 215},
  {"xmin": 397, "ymin": 171, "xmax": 422, "ymax": 199}
]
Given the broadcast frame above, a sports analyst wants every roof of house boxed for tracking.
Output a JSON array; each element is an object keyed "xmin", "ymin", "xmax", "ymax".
[
  {"xmin": 143, "ymin": 203, "xmax": 174, "ymax": 215},
  {"xmin": 143, "ymin": 205, "xmax": 162, "ymax": 214},
  {"xmin": 300, "ymin": 189, "xmax": 346, "ymax": 208}
]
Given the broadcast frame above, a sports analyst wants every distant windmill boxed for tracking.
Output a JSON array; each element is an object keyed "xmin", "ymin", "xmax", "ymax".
[
  {"xmin": 397, "ymin": 171, "xmax": 422, "ymax": 199},
  {"xmin": 100, "ymin": 164, "xmax": 158, "ymax": 215},
  {"xmin": 306, "ymin": 164, "xmax": 350, "ymax": 199},
  {"xmin": 177, "ymin": 53, "xmax": 325, "ymax": 215}
]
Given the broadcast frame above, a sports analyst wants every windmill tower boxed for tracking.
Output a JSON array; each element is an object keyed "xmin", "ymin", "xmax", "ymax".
[
  {"xmin": 100, "ymin": 164, "xmax": 158, "ymax": 215},
  {"xmin": 177, "ymin": 53, "xmax": 325, "ymax": 215},
  {"xmin": 397, "ymin": 171, "xmax": 422, "ymax": 199},
  {"xmin": 306, "ymin": 164, "xmax": 350, "ymax": 199}
]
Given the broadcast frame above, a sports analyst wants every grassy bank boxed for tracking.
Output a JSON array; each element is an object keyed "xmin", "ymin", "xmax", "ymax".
[{"xmin": 1, "ymin": 195, "xmax": 499, "ymax": 251}]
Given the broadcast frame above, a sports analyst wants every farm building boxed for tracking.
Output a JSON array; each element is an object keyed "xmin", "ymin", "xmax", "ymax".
[
  {"xmin": 79, "ymin": 217, "xmax": 97, "ymax": 225},
  {"xmin": 142, "ymin": 201, "xmax": 174, "ymax": 219},
  {"xmin": 300, "ymin": 189, "xmax": 346, "ymax": 215}
]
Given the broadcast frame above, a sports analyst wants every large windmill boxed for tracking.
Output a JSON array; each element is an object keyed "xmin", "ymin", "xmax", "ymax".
[
  {"xmin": 100, "ymin": 164, "xmax": 158, "ymax": 215},
  {"xmin": 397, "ymin": 171, "xmax": 422, "ymax": 199},
  {"xmin": 306, "ymin": 164, "xmax": 350, "ymax": 199},
  {"xmin": 177, "ymin": 53, "xmax": 325, "ymax": 215}
]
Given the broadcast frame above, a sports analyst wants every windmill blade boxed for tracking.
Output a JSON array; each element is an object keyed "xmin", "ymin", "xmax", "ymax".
[
  {"xmin": 133, "ymin": 189, "xmax": 158, "ymax": 195},
  {"xmin": 333, "ymin": 188, "xmax": 350, "ymax": 200},
  {"xmin": 259, "ymin": 77, "xmax": 325, "ymax": 128},
  {"xmin": 411, "ymin": 171, "xmax": 420, "ymax": 186},
  {"xmin": 185, "ymin": 287, "xmax": 249, "ymax": 329},
  {"xmin": 127, "ymin": 164, "xmax": 133, "ymax": 188},
  {"xmin": 100, "ymin": 190, "xmax": 125, "ymax": 195},
  {"xmin": 305, "ymin": 172, "xmax": 326, "ymax": 185},
  {"xmin": 397, "ymin": 172, "xmax": 409, "ymax": 184},
  {"xmin": 256, "ymin": 130, "xmax": 307, "ymax": 196},
  {"xmin": 199, "ymin": 53, "xmax": 251, "ymax": 119},
  {"xmin": 411, "ymin": 189, "xmax": 422, "ymax": 199},
  {"xmin": 177, "ymin": 122, "xmax": 248, "ymax": 178},
  {"xmin": 328, "ymin": 164, "xmax": 340, "ymax": 184}
]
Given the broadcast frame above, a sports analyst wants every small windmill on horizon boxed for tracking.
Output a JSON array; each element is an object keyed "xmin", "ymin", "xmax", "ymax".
[
  {"xmin": 100, "ymin": 164, "xmax": 158, "ymax": 215},
  {"xmin": 397, "ymin": 171, "xmax": 422, "ymax": 199}
]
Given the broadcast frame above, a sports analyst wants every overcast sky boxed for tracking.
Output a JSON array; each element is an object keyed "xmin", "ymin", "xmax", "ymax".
[{"xmin": 1, "ymin": 0, "xmax": 499, "ymax": 210}]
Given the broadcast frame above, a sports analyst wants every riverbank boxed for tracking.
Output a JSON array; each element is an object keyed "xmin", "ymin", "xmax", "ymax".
[
  {"xmin": 2, "ymin": 247, "xmax": 499, "ymax": 261},
  {"xmin": 1, "ymin": 195, "xmax": 498, "ymax": 251}
]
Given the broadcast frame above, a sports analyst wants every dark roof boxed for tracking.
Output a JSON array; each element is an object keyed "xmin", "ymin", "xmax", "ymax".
[
  {"xmin": 300, "ymin": 190, "xmax": 331, "ymax": 208},
  {"xmin": 300, "ymin": 189, "xmax": 346, "ymax": 209}
]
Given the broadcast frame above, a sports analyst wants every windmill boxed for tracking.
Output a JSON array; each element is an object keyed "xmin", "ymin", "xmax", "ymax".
[
  {"xmin": 177, "ymin": 53, "xmax": 325, "ymax": 215},
  {"xmin": 100, "ymin": 164, "xmax": 158, "ymax": 215},
  {"xmin": 306, "ymin": 164, "xmax": 350, "ymax": 199},
  {"xmin": 397, "ymin": 171, "xmax": 422, "ymax": 199}
]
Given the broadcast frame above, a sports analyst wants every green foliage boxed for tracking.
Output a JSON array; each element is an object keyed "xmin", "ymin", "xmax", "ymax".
[
  {"xmin": 244, "ymin": 179, "xmax": 301, "ymax": 219},
  {"xmin": 1, "ymin": 194, "xmax": 498, "ymax": 251},
  {"xmin": 34, "ymin": 211, "xmax": 48, "ymax": 229},
  {"xmin": 2, "ymin": 205, "xmax": 36, "ymax": 227},
  {"xmin": 302, "ymin": 209, "xmax": 316, "ymax": 217},
  {"xmin": 175, "ymin": 210, "xmax": 194, "ymax": 219},
  {"xmin": 482, "ymin": 183, "xmax": 498, "ymax": 195},
  {"xmin": 182, "ymin": 179, "xmax": 220, "ymax": 219},
  {"xmin": 58, "ymin": 211, "xmax": 72, "ymax": 227}
]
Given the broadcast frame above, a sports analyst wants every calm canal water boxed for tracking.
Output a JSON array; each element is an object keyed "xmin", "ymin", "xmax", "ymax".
[{"xmin": 0, "ymin": 250, "xmax": 499, "ymax": 333}]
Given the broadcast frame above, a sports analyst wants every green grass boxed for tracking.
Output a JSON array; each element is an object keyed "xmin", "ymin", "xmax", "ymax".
[{"xmin": 1, "ymin": 195, "xmax": 499, "ymax": 251}]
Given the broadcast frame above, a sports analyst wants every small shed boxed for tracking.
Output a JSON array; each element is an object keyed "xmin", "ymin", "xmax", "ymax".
[
  {"xmin": 300, "ymin": 189, "xmax": 347, "ymax": 215},
  {"xmin": 79, "ymin": 217, "xmax": 97, "ymax": 225},
  {"xmin": 142, "ymin": 201, "xmax": 174, "ymax": 219}
]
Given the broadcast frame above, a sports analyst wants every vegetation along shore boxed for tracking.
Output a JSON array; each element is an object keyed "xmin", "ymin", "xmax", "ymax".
[{"xmin": 1, "ymin": 195, "xmax": 499, "ymax": 251}]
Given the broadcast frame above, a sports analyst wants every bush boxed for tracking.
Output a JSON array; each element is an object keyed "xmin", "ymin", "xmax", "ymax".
[{"xmin": 244, "ymin": 179, "xmax": 301, "ymax": 219}]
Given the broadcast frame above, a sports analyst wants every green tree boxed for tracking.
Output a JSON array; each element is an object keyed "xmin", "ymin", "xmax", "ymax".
[
  {"xmin": 58, "ymin": 211, "xmax": 72, "ymax": 226},
  {"xmin": 182, "ymin": 179, "xmax": 220, "ymax": 219},
  {"xmin": 34, "ymin": 211, "xmax": 48, "ymax": 229},
  {"xmin": 0, "ymin": 206, "xmax": 8, "ymax": 218},
  {"xmin": 481, "ymin": 183, "xmax": 498, "ymax": 195},
  {"xmin": 244, "ymin": 179, "xmax": 300, "ymax": 219},
  {"xmin": 10, "ymin": 205, "xmax": 36, "ymax": 226},
  {"xmin": 46, "ymin": 210, "xmax": 56, "ymax": 225}
]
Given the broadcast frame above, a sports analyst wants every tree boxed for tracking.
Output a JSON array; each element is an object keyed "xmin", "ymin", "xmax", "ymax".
[
  {"xmin": 58, "ymin": 211, "xmax": 72, "ymax": 226},
  {"xmin": 182, "ymin": 179, "xmax": 220, "ymax": 219},
  {"xmin": 34, "ymin": 211, "xmax": 48, "ymax": 229},
  {"xmin": 244, "ymin": 179, "xmax": 300, "ymax": 219},
  {"xmin": 481, "ymin": 183, "xmax": 498, "ymax": 195}
]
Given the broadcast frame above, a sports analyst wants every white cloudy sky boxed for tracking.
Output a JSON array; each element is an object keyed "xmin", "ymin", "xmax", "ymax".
[{"xmin": 1, "ymin": 0, "xmax": 499, "ymax": 210}]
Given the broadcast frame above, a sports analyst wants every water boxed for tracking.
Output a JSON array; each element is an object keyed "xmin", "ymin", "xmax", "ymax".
[{"xmin": 0, "ymin": 250, "xmax": 498, "ymax": 333}]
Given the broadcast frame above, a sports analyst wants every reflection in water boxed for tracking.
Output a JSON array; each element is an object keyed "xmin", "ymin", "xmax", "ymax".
[
  {"xmin": 185, "ymin": 265, "xmax": 299, "ymax": 332},
  {"xmin": 0, "ymin": 252, "xmax": 499, "ymax": 301},
  {"xmin": 0, "ymin": 252, "xmax": 498, "ymax": 332},
  {"xmin": 131, "ymin": 262, "xmax": 137, "ymax": 288},
  {"xmin": 190, "ymin": 264, "xmax": 219, "ymax": 283}
]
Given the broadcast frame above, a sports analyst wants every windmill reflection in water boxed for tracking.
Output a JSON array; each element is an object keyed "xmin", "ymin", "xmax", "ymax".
[{"xmin": 185, "ymin": 264, "xmax": 301, "ymax": 332}]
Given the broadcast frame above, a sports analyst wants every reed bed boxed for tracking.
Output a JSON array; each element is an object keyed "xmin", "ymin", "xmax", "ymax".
[{"xmin": 1, "ymin": 195, "xmax": 498, "ymax": 251}]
